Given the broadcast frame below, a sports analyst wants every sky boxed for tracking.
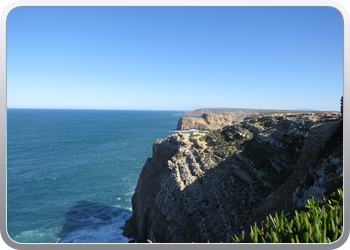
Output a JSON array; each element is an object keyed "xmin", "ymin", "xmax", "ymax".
[{"xmin": 7, "ymin": 7, "xmax": 343, "ymax": 111}]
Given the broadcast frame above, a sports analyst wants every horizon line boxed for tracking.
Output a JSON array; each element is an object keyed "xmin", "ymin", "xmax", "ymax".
[{"xmin": 6, "ymin": 107, "xmax": 340, "ymax": 112}]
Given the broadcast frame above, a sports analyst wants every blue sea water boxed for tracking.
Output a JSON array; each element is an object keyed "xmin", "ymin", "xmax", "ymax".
[{"xmin": 7, "ymin": 109, "xmax": 192, "ymax": 243}]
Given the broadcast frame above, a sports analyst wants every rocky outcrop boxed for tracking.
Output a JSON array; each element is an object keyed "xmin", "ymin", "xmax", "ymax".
[
  {"xmin": 182, "ymin": 111, "xmax": 205, "ymax": 116},
  {"xmin": 182, "ymin": 109, "xmax": 219, "ymax": 116},
  {"xmin": 123, "ymin": 113, "xmax": 342, "ymax": 243},
  {"xmin": 177, "ymin": 112, "xmax": 259, "ymax": 131}
]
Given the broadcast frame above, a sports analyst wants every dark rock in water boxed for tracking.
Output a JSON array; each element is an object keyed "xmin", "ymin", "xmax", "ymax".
[
  {"xmin": 128, "ymin": 239, "xmax": 135, "ymax": 243},
  {"xmin": 124, "ymin": 113, "xmax": 342, "ymax": 243},
  {"xmin": 58, "ymin": 201, "xmax": 127, "ymax": 243}
]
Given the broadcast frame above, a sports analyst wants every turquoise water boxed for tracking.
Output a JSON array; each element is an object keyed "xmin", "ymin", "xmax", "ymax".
[{"xmin": 7, "ymin": 109, "xmax": 188, "ymax": 243}]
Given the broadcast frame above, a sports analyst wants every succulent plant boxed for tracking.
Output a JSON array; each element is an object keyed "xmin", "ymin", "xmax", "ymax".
[{"xmin": 230, "ymin": 187, "xmax": 343, "ymax": 243}]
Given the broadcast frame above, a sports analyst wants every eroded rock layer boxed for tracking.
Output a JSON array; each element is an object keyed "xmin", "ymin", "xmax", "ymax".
[
  {"xmin": 123, "ymin": 113, "xmax": 342, "ymax": 243},
  {"xmin": 177, "ymin": 112, "xmax": 259, "ymax": 131}
]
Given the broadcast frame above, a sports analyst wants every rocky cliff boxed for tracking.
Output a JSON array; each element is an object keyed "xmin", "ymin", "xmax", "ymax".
[
  {"xmin": 123, "ymin": 112, "xmax": 342, "ymax": 243},
  {"xmin": 177, "ymin": 112, "xmax": 259, "ymax": 131}
]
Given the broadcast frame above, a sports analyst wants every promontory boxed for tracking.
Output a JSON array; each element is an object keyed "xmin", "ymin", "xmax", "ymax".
[
  {"xmin": 123, "ymin": 112, "xmax": 342, "ymax": 243},
  {"xmin": 177, "ymin": 112, "xmax": 259, "ymax": 131}
]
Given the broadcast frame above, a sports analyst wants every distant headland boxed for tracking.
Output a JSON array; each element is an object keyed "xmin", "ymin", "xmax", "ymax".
[
  {"xmin": 181, "ymin": 108, "xmax": 336, "ymax": 116},
  {"xmin": 178, "ymin": 108, "xmax": 339, "ymax": 131}
]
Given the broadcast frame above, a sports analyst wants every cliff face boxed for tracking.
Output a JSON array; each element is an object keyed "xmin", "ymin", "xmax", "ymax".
[
  {"xmin": 177, "ymin": 112, "xmax": 259, "ymax": 131},
  {"xmin": 123, "ymin": 113, "xmax": 342, "ymax": 243}
]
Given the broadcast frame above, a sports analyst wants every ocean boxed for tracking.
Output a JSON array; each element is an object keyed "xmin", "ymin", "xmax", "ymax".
[{"xmin": 7, "ymin": 109, "xmax": 198, "ymax": 243}]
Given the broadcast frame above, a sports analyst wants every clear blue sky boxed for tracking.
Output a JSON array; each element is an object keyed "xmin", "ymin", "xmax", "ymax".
[{"xmin": 7, "ymin": 7, "xmax": 343, "ymax": 111}]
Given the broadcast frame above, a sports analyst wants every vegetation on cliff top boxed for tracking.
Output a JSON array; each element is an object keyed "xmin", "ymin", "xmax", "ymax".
[{"xmin": 229, "ymin": 184, "xmax": 343, "ymax": 243}]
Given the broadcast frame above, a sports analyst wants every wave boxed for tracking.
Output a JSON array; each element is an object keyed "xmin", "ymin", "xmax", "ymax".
[
  {"xmin": 58, "ymin": 201, "xmax": 132, "ymax": 243},
  {"xmin": 59, "ymin": 214, "xmax": 131, "ymax": 243},
  {"xmin": 12, "ymin": 227, "xmax": 62, "ymax": 243}
]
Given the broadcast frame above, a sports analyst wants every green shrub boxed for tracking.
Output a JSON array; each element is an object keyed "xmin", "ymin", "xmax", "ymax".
[
  {"xmin": 230, "ymin": 187, "xmax": 343, "ymax": 243},
  {"xmin": 249, "ymin": 118, "xmax": 258, "ymax": 124},
  {"xmin": 328, "ymin": 172, "xmax": 343, "ymax": 189}
]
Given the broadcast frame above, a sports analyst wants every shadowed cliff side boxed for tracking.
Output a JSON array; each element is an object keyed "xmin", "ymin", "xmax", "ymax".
[
  {"xmin": 242, "ymin": 120, "xmax": 342, "ymax": 234},
  {"xmin": 123, "ymin": 113, "xmax": 342, "ymax": 243}
]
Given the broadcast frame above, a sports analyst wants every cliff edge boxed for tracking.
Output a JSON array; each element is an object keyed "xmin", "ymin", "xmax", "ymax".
[
  {"xmin": 177, "ymin": 112, "xmax": 259, "ymax": 131},
  {"xmin": 123, "ymin": 112, "xmax": 342, "ymax": 243}
]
